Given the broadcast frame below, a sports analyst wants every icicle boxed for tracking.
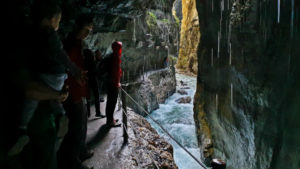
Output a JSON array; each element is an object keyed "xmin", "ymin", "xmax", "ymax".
[
  {"xmin": 211, "ymin": 48, "xmax": 214, "ymax": 67},
  {"xmin": 229, "ymin": 42, "xmax": 232, "ymax": 65},
  {"xmin": 230, "ymin": 83, "xmax": 233, "ymax": 107},
  {"xmin": 218, "ymin": 32, "xmax": 220, "ymax": 58},
  {"xmin": 212, "ymin": 0, "xmax": 214, "ymax": 12},
  {"xmin": 277, "ymin": 0, "xmax": 280, "ymax": 23},
  {"xmin": 216, "ymin": 94, "xmax": 219, "ymax": 113},
  {"xmin": 291, "ymin": 0, "xmax": 294, "ymax": 40}
]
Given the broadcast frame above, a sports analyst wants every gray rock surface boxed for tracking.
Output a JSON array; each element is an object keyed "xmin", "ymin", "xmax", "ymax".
[
  {"xmin": 175, "ymin": 96, "xmax": 191, "ymax": 103},
  {"xmin": 177, "ymin": 89, "xmax": 187, "ymax": 95}
]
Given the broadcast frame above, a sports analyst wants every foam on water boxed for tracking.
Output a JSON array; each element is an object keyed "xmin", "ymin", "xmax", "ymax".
[{"xmin": 146, "ymin": 74, "xmax": 204, "ymax": 169}]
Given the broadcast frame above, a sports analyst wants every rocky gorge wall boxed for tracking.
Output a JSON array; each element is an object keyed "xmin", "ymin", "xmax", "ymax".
[
  {"xmin": 176, "ymin": 0, "xmax": 200, "ymax": 75},
  {"xmin": 80, "ymin": 0, "xmax": 178, "ymax": 115},
  {"xmin": 194, "ymin": 0, "xmax": 300, "ymax": 169},
  {"xmin": 82, "ymin": 0, "xmax": 179, "ymax": 81},
  {"xmin": 126, "ymin": 67, "xmax": 176, "ymax": 116}
]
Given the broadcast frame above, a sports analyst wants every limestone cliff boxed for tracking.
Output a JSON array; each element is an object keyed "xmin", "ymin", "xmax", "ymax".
[
  {"xmin": 176, "ymin": 0, "xmax": 200, "ymax": 75},
  {"xmin": 194, "ymin": 0, "xmax": 300, "ymax": 169}
]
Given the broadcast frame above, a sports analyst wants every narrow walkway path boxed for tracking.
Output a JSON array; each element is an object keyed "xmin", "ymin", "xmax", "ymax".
[{"xmin": 83, "ymin": 100, "xmax": 131, "ymax": 169}]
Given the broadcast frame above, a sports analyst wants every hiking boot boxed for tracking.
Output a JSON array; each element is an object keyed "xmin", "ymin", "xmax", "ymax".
[
  {"xmin": 106, "ymin": 119, "xmax": 121, "ymax": 128},
  {"xmin": 95, "ymin": 111, "xmax": 106, "ymax": 118}
]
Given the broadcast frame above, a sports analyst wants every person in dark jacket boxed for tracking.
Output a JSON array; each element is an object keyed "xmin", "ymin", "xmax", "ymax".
[
  {"xmin": 105, "ymin": 41, "xmax": 123, "ymax": 127},
  {"xmin": 5, "ymin": 2, "xmax": 75, "ymax": 169},
  {"xmin": 84, "ymin": 49, "xmax": 105, "ymax": 118},
  {"xmin": 8, "ymin": 1, "xmax": 82, "ymax": 160},
  {"xmin": 95, "ymin": 49, "xmax": 106, "ymax": 102}
]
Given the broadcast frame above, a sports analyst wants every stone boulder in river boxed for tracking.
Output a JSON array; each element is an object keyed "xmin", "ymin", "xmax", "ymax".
[
  {"xmin": 175, "ymin": 96, "xmax": 191, "ymax": 104},
  {"xmin": 177, "ymin": 89, "xmax": 188, "ymax": 95}
]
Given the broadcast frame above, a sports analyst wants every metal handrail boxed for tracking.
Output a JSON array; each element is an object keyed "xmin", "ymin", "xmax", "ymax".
[{"xmin": 119, "ymin": 86, "xmax": 209, "ymax": 169}]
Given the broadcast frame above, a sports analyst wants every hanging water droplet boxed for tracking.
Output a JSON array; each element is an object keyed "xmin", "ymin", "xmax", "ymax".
[
  {"xmin": 143, "ymin": 65, "xmax": 145, "ymax": 81},
  {"xmin": 220, "ymin": 16, "xmax": 222, "ymax": 34},
  {"xmin": 291, "ymin": 0, "xmax": 294, "ymax": 39},
  {"xmin": 231, "ymin": 83, "xmax": 233, "ymax": 107},
  {"xmin": 127, "ymin": 71, "xmax": 130, "ymax": 82},
  {"xmin": 259, "ymin": 1, "xmax": 262, "ymax": 26},
  {"xmin": 229, "ymin": 42, "xmax": 232, "ymax": 65},
  {"xmin": 288, "ymin": 53, "xmax": 291, "ymax": 75},
  {"xmin": 227, "ymin": 0, "xmax": 230, "ymax": 10},
  {"xmin": 228, "ymin": 24, "xmax": 231, "ymax": 45},
  {"xmin": 277, "ymin": 0, "xmax": 280, "ymax": 23},
  {"xmin": 216, "ymin": 94, "xmax": 219, "ymax": 113},
  {"xmin": 264, "ymin": 30, "xmax": 267, "ymax": 44},
  {"xmin": 122, "ymin": 71, "xmax": 125, "ymax": 82},
  {"xmin": 242, "ymin": 49, "xmax": 244, "ymax": 59},
  {"xmin": 140, "ymin": 69, "xmax": 142, "ymax": 79},
  {"xmin": 221, "ymin": 0, "xmax": 224, "ymax": 11},
  {"xmin": 132, "ymin": 18, "xmax": 136, "ymax": 42},
  {"xmin": 218, "ymin": 32, "xmax": 220, "ymax": 58},
  {"xmin": 211, "ymin": 48, "xmax": 214, "ymax": 67}
]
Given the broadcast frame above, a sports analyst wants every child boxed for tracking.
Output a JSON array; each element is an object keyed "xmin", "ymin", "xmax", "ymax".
[{"xmin": 8, "ymin": 1, "xmax": 84, "ymax": 156}]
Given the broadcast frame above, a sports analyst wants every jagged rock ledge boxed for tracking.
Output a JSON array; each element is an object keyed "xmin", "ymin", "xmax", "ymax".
[{"xmin": 121, "ymin": 109, "xmax": 178, "ymax": 169}]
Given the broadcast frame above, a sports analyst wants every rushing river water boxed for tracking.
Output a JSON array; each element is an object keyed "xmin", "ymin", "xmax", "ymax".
[{"xmin": 146, "ymin": 74, "xmax": 203, "ymax": 169}]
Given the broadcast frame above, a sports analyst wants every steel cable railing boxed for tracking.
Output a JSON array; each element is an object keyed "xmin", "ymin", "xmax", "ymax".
[
  {"xmin": 121, "ymin": 108, "xmax": 161, "ymax": 169},
  {"xmin": 119, "ymin": 86, "xmax": 209, "ymax": 169}
]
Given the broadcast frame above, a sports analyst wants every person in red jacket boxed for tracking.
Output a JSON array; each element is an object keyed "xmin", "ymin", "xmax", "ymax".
[
  {"xmin": 58, "ymin": 15, "xmax": 93, "ymax": 169},
  {"xmin": 105, "ymin": 41, "xmax": 122, "ymax": 127}
]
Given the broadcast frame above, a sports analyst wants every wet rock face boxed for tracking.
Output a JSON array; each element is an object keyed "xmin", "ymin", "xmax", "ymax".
[
  {"xmin": 127, "ymin": 68, "xmax": 176, "ymax": 116},
  {"xmin": 127, "ymin": 109, "xmax": 178, "ymax": 169},
  {"xmin": 194, "ymin": 0, "xmax": 300, "ymax": 169},
  {"xmin": 83, "ymin": 0, "xmax": 179, "ymax": 82}
]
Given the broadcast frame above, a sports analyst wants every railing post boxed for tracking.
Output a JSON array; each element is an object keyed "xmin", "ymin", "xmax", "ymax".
[
  {"xmin": 121, "ymin": 86, "xmax": 128, "ymax": 143},
  {"xmin": 211, "ymin": 159, "xmax": 226, "ymax": 169}
]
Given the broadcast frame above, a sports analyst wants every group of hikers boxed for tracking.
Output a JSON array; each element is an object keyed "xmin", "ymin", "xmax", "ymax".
[{"xmin": 2, "ymin": 1, "xmax": 122, "ymax": 169}]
